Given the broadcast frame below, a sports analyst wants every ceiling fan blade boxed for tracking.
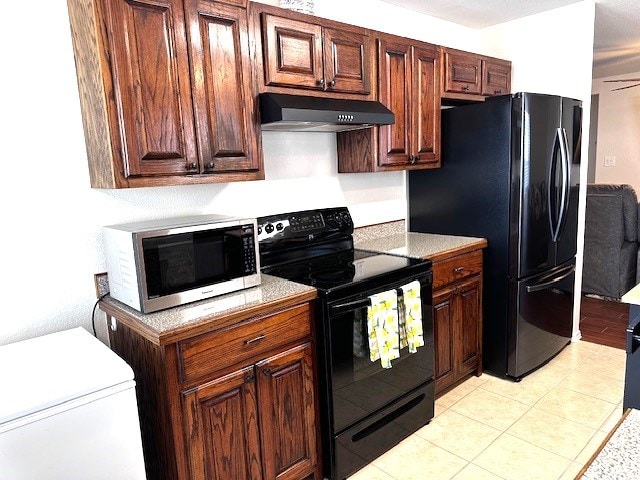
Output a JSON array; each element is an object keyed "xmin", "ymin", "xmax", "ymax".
[
  {"xmin": 612, "ymin": 83, "xmax": 640, "ymax": 91},
  {"xmin": 604, "ymin": 78, "xmax": 640, "ymax": 82}
]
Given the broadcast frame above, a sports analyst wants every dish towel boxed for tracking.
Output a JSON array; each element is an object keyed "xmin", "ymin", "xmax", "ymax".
[
  {"xmin": 353, "ymin": 309, "xmax": 367, "ymax": 358},
  {"xmin": 367, "ymin": 290, "xmax": 400, "ymax": 368},
  {"xmin": 399, "ymin": 280, "xmax": 424, "ymax": 353}
]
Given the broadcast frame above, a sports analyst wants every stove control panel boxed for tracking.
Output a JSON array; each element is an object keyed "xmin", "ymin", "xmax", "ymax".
[{"xmin": 257, "ymin": 207, "xmax": 353, "ymax": 242}]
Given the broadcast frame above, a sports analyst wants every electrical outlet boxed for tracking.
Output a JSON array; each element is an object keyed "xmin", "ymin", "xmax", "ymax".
[
  {"xmin": 94, "ymin": 272, "xmax": 110, "ymax": 298},
  {"xmin": 604, "ymin": 155, "xmax": 616, "ymax": 167}
]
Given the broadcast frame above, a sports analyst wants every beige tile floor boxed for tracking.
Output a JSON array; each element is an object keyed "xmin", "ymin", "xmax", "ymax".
[{"xmin": 348, "ymin": 340, "xmax": 626, "ymax": 480}]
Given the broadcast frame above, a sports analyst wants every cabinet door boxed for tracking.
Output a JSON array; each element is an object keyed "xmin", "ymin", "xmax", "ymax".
[
  {"xmin": 103, "ymin": 0, "xmax": 198, "ymax": 177},
  {"xmin": 262, "ymin": 14, "xmax": 323, "ymax": 89},
  {"xmin": 482, "ymin": 59, "xmax": 511, "ymax": 96},
  {"xmin": 443, "ymin": 50, "xmax": 482, "ymax": 95},
  {"xmin": 411, "ymin": 44, "xmax": 440, "ymax": 167},
  {"xmin": 182, "ymin": 366, "xmax": 262, "ymax": 480},
  {"xmin": 377, "ymin": 38, "xmax": 412, "ymax": 167},
  {"xmin": 257, "ymin": 343, "xmax": 317, "ymax": 480},
  {"xmin": 186, "ymin": 1, "xmax": 261, "ymax": 175},
  {"xmin": 456, "ymin": 276, "xmax": 482, "ymax": 375},
  {"xmin": 323, "ymin": 27, "xmax": 371, "ymax": 94},
  {"xmin": 433, "ymin": 287, "xmax": 455, "ymax": 393}
]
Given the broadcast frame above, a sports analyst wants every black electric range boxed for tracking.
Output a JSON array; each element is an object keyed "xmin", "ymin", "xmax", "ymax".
[{"xmin": 258, "ymin": 207, "xmax": 435, "ymax": 480}]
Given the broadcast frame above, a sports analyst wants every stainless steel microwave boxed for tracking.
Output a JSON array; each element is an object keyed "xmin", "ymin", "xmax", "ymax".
[{"xmin": 103, "ymin": 215, "xmax": 261, "ymax": 313}]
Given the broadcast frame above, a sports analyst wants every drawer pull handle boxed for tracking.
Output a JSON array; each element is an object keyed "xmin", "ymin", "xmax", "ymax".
[
  {"xmin": 453, "ymin": 267, "xmax": 464, "ymax": 273},
  {"xmin": 244, "ymin": 334, "xmax": 266, "ymax": 345}
]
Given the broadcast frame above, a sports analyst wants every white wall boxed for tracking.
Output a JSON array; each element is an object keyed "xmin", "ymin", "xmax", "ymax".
[
  {"xmin": 0, "ymin": 0, "xmax": 596, "ymax": 346},
  {"xmin": 591, "ymin": 72, "xmax": 640, "ymax": 193},
  {"xmin": 481, "ymin": 1, "xmax": 596, "ymax": 339}
]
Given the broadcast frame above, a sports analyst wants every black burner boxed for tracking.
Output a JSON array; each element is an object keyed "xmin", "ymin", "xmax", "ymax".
[{"xmin": 262, "ymin": 248, "xmax": 426, "ymax": 293}]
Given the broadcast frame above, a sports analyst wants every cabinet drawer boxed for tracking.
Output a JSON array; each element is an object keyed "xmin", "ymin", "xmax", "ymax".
[
  {"xmin": 178, "ymin": 303, "xmax": 311, "ymax": 383},
  {"xmin": 432, "ymin": 250, "xmax": 483, "ymax": 290}
]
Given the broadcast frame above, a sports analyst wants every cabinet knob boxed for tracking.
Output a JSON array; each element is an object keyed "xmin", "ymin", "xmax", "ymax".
[
  {"xmin": 463, "ymin": 85, "xmax": 470, "ymax": 92},
  {"xmin": 187, "ymin": 162, "xmax": 198, "ymax": 171},
  {"xmin": 495, "ymin": 89, "xmax": 502, "ymax": 94},
  {"xmin": 409, "ymin": 155, "xmax": 418, "ymax": 164},
  {"xmin": 263, "ymin": 368, "xmax": 272, "ymax": 376},
  {"xmin": 205, "ymin": 161, "xmax": 215, "ymax": 170},
  {"xmin": 328, "ymin": 79, "xmax": 336, "ymax": 88},
  {"xmin": 453, "ymin": 266, "xmax": 464, "ymax": 273},
  {"xmin": 317, "ymin": 78, "xmax": 325, "ymax": 86}
]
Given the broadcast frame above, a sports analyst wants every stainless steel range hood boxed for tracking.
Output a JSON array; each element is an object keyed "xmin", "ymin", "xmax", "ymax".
[{"xmin": 259, "ymin": 93, "xmax": 394, "ymax": 132}]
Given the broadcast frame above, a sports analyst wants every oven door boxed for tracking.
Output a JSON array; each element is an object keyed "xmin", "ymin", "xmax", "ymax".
[{"xmin": 325, "ymin": 273, "xmax": 434, "ymax": 434}]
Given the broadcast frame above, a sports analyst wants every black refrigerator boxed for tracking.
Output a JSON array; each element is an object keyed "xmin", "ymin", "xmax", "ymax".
[{"xmin": 408, "ymin": 92, "xmax": 582, "ymax": 380}]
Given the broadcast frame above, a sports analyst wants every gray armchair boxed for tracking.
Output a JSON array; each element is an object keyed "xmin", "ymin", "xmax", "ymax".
[{"xmin": 582, "ymin": 184, "xmax": 639, "ymax": 299}]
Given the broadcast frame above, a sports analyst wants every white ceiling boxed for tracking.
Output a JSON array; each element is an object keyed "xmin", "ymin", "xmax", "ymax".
[{"xmin": 380, "ymin": 0, "xmax": 640, "ymax": 78}]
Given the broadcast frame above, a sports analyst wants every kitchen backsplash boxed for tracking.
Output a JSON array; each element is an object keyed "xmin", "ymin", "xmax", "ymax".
[{"xmin": 352, "ymin": 220, "xmax": 405, "ymax": 242}]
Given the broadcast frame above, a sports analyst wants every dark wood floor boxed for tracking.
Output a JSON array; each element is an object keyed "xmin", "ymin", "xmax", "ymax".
[{"xmin": 579, "ymin": 295, "xmax": 629, "ymax": 349}]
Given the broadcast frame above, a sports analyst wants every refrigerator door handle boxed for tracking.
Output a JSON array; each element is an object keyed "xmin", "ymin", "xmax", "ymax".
[
  {"xmin": 525, "ymin": 264, "xmax": 575, "ymax": 293},
  {"xmin": 556, "ymin": 127, "xmax": 571, "ymax": 236},
  {"xmin": 548, "ymin": 128, "xmax": 569, "ymax": 243},
  {"xmin": 548, "ymin": 129, "xmax": 561, "ymax": 241}
]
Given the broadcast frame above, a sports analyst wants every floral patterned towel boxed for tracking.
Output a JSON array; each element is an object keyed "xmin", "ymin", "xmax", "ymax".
[
  {"xmin": 367, "ymin": 290, "xmax": 400, "ymax": 368},
  {"xmin": 399, "ymin": 281, "xmax": 424, "ymax": 353}
]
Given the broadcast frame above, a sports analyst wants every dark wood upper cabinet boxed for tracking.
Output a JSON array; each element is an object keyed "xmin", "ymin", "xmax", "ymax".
[
  {"xmin": 443, "ymin": 49, "xmax": 483, "ymax": 95},
  {"xmin": 442, "ymin": 47, "xmax": 511, "ymax": 102},
  {"xmin": 186, "ymin": 0, "xmax": 261, "ymax": 175},
  {"xmin": 262, "ymin": 14, "xmax": 324, "ymax": 89},
  {"xmin": 482, "ymin": 57, "xmax": 512, "ymax": 96},
  {"xmin": 252, "ymin": 3, "xmax": 373, "ymax": 98},
  {"xmin": 377, "ymin": 38, "xmax": 411, "ymax": 167},
  {"xmin": 67, "ymin": 0, "xmax": 263, "ymax": 188},
  {"xmin": 337, "ymin": 35, "xmax": 441, "ymax": 173},
  {"xmin": 377, "ymin": 36, "xmax": 440, "ymax": 170},
  {"xmin": 322, "ymin": 27, "xmax": 371, "ymax": 94},
  {"xmin": 102, "ymin": 0, "xmax": 198, "ymax": 179}
]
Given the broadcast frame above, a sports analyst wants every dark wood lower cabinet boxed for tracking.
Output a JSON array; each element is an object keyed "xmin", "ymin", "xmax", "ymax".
[
  {"xmin": 257, "ymin": 344, "xmax": 318, "ymax": 480},
  {"xmin": 103, "ymin": 299, "xmax": 321, "ymax": 480},
  {"xmin": 182, "ymin": 366, "xmax": 262, "ymax": 480},
  {"xmin": 183, "ymin": 343, "xmax": 317, "ymax": 480},
  {"xmin": 431, "ymin": 249, "xmax": 484, "ymax": 395}
]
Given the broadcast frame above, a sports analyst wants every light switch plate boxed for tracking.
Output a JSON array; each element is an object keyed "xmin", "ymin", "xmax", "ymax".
[{"xmin": 604, "ymin": 155, "xmax": 616, "ymax": 167}]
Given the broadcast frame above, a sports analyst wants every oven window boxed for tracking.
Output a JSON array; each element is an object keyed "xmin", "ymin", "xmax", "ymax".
[
  {"xmin": 330, "ymin": 303, "xmax": 434, "ymax": 433},
  {"xmin": 142, "ymin": 227, "xmax": 250, "ymax": 298}
]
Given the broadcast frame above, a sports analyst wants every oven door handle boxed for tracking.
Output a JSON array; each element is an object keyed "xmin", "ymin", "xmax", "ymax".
[{"xmin": 329, "ymin": 298, "xmax": 372, "ymax": 316}]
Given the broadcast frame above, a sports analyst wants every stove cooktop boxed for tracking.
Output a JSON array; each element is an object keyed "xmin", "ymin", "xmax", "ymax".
[{"xmin": 262, "ymin": 248, "xmax": 427, "ymax": 292}]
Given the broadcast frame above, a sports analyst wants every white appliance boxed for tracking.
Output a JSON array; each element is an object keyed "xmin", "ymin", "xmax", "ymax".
[{"xmin": 0, "ymin": 327, "xmax": 146, "ymax": 479}]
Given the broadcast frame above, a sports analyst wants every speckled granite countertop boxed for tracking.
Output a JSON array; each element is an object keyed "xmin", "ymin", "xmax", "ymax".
[
  {"xmin": 99, "ymin": 274, "xmax": 317, "ymax": 345},
  {"xmin": 578, "ymin": 409, "xmax": 640, "ymax": 480},
  {"xmin": 355, "ymin": 232, "xmax": 487, "ymax": 262}
]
